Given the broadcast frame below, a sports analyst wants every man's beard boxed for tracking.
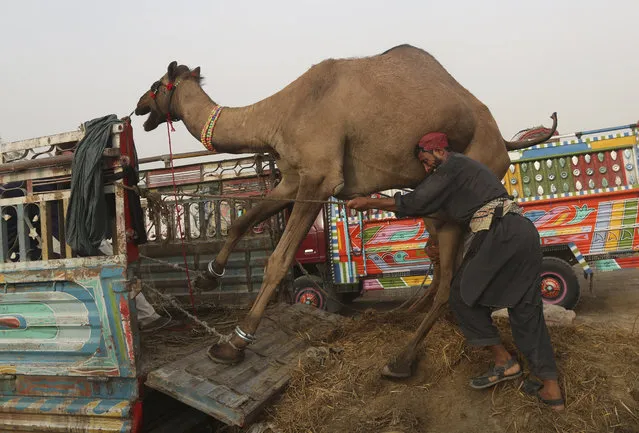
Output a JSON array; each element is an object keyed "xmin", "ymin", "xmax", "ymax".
[{"xmin": 429, "ymin": 156, "xmax": 444, "ymax": 172}]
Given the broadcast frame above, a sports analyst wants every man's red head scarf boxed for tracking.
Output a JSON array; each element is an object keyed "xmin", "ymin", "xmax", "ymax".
[{"xmin": 417, "ymin": 132, "xmax": 449, "ymax": 152}]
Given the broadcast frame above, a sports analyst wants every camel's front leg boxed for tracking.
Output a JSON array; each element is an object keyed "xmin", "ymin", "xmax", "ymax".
[
  {"xmin": 207, "ymin": 176, "xmax": 327, "ymax": 364},
  {"xmin": 204, "ymin": 176, "xmax": 299, "ymax": 278},
  {"xmin": 382, "ymin": 222, "xmax": 463, "ymax": 378}
]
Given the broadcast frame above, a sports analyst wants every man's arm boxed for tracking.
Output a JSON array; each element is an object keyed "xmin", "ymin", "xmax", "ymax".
[
  {"xmin": 346, "ymin": 156, "xmax": 460, "ymax": 215},
  {"xmin": 345, "ymin": 172, "xmax": 452, "ymax": 214},
  {"xmin": 346, "ymin": 196, "xmax": 397, "ymax": 212}
]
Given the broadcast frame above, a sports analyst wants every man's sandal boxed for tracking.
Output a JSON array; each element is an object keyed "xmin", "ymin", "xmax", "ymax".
[
  {"xmin": 469, "ymin": 358, "xmax": 523, "ymax": 389},
  {"xmin": 522, "ymin": 378, "xmax": 565, "ymax": 408}
]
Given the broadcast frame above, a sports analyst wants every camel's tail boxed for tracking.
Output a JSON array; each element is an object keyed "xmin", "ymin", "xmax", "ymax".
[{"xmin": 504, "ymin": 112, "xmax": 558, "ymax": 151}]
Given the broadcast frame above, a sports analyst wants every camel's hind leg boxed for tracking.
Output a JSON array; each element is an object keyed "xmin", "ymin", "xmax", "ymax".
[
  {"xmin": 407, "ymin": 263, "xmax": 439, "ymax": 313},
  {"xmin": 407, "ymin": 227, "xmax": 442, "ymax": 312},
  {"xmin": 382, "ymin": 221, "xmax": 463, "ymax": 378},
  {"xmin": 207, "ymin": 173, "xmax": 336, "ymax": 364}
]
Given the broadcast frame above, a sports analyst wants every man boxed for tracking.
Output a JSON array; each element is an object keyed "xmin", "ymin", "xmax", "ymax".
[{"xmin": 346, "ymin": 132, "xmax": 565, "ymax": 410}]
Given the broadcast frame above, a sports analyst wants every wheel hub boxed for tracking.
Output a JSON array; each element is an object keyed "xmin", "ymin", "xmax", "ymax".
[
  {"xmin": 541, "ymin": 276, "xmax": 562, "ymax": 299},
  {"xmin": 295, "ymin": 287, "xmax": 325, "ymax": 310}
]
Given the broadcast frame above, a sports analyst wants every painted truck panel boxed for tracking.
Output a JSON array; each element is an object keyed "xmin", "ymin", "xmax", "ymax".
[
  {"xmin": 0, "ymin": 122, "xmax": 140, "ymax": 432},
  {"xmin": 329, "ymin": 122, "xmax": 639, "ymax": 289}
]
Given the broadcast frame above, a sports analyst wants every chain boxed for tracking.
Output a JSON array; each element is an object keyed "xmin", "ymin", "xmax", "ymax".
[
  {"xmin": 139, "ymin": 254, "xmax": 207, "ymax": 277},
  {"xmin": 141, "ymin": 280, "xmax": 231, "ymax": 341}
]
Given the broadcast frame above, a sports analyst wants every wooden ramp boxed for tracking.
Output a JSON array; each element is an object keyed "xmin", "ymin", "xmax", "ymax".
[{"xmin": 145, "ymin": 303, "xmax": 345, "ymax": 427}]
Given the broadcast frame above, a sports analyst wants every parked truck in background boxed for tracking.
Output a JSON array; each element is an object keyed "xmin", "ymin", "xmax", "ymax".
[{"xmin": 291, "ymin": 121, "xmax": 639, "ymax": 311}]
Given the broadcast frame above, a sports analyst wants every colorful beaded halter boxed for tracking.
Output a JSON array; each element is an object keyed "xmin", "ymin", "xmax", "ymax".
[{"xmin": 200, "ymin": 105, "xmax": 224, "ymax": 152}]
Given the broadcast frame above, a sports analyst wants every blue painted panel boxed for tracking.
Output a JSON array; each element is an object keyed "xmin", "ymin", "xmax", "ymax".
[{"xmin": 519, "ymin": 142, "xmax": 591, "ymax": 160}]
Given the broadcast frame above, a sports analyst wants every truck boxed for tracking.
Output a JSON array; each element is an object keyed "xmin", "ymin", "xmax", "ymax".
[
  {"xmin": 134, "ymin": 120, "xmax": 639, "ymax": 312},
  {"xmin": 0, "ymin": 121, "xmax": 146, "ymax": 432},
  {"xmin": 296, "ymin": 120, "xmax": 639, "ymax": 311},
  {"xmin": 0, "ymin": 120, "xmax": 343, "ymax": 432}
]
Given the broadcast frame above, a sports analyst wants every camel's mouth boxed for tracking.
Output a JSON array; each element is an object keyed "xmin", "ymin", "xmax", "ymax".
[
  {"xmin": 141, "ymin": 111, "xmax": 161, "ymax": 132},
  {"xmin": 135, "ymin": 106, "xmax": 150, "ymax": 116},
  {"xmin": 143, "ymin": 119, "xmax": 159, "ymax": 132}
]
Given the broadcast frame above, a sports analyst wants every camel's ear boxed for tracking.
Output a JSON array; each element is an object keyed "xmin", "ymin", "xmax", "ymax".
[
  {"xmin": 167, "ymin": 61, "xmax": 178, "ymax": 80},
  {"xmin": 190, "ymin": 67, "xmax": 201, "ymax": 79}
]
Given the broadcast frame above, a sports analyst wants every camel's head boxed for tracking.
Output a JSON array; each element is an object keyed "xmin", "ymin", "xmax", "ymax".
[{"xmin": 135, "ymin": 61, "xmax": 201, "ymax": 131}]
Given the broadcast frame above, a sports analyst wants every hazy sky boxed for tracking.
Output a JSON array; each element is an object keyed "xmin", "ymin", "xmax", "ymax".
[{"xmin": 2, "ymin": 0, "xmax": 638, "ymax": 161}]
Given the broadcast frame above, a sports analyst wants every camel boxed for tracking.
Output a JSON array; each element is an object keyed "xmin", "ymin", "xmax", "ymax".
[{"xmin": 134, "ymin": 44, "xmax": 557, "ymax": 376}]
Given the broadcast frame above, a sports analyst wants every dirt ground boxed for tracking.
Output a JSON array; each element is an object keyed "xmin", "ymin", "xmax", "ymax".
[
  {"xmin": 354, "ymin": 266, "xmax": 639, "ymax": 332},
  {"xmin": 140, "ymin": 267, "xmax": 639, "ymax": 433},
  {"xmin": 263, "ymin": 268, "xmax": 639, "ymax": 433},
  {"xmin": 571, "ymin": 268, "xmax": 639, "ymax": 332}
]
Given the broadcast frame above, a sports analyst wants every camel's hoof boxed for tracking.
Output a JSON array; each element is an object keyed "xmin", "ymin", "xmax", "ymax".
[
  {"xmin": 195, "ymin": 276, "xmax": 219, "ymax": 291},
  {"xmin": 381, "ymin": 362, "xmax": 413, "ymax": 379},
  {"xmin": 207, "ymin": 342, "xmax": 245, "ymax": 365}
]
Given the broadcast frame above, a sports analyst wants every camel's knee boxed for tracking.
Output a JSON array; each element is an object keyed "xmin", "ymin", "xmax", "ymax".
[
  {"xmin": 433, "ymin": 284, "xmax": 451, "ymax": 305},
  {"xmin": 299, "ymin": 166, "xmax": 344, "ymax": 196},
  {"xmin": 432, "ymin": 269, "xmax": 453, "ymax": 305},
  {"xmin": 227, "ymin": 215, "xmax": 251, "ymax": 239}
]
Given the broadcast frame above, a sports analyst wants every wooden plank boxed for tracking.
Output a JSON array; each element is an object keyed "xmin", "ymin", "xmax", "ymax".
[
  {"xmin": 62, "ymin": 198, "xmax": 73, "ymax": 259},
  {"xmin": 39, "ymin": 203, "xmax": 50, "ymax": 261},
  {"xmin": 145, "ymin": 303, "xmax": 345, "ymax": 427},
  {"xmin": 55, "ymin": 200, "xmax": 67, "ymax": 259},
  {"xmin": 0, "ymin": 186, "xmax": 115, "ymax": 207},
  {"xmin": 16, "ymin": 205, "xmax": 28, "ymax": 262},
  {"xmin": 1, "ymin": 124, "xmax": 123, "ymax": 154}
]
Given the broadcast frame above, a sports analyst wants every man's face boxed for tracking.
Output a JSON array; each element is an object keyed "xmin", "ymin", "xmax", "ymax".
[{"xmin": 418, "ymin": 150, "xmax": 444, "ymax": 173}]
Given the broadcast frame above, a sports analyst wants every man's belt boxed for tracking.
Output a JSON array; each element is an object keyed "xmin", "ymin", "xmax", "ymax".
[{"xmin": 469, "ymin": 197, "xmax": 522, "ymax": 233}]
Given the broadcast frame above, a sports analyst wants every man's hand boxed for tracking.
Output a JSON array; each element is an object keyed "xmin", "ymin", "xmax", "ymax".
[
  {"xmin": 346, "ymin": 196, "xmax": 398, "ymax": 212},
  {"xmin": 346, "ymin": 197, "xmax": 371, "ymax": 211}
]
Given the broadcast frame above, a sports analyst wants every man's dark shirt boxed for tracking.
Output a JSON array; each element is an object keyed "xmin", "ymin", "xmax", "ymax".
[
  {"xmin": 392, "ymin": 153, "xmax": 542, "ymax": 308},
  {"xmin": 394, "ymin": 153, "xmax": 509, "ymax": 223}
]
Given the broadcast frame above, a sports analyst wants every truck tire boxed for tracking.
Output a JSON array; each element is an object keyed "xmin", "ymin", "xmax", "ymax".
[
  {"xmin": 539, "ymin": 256, "xmax": 580, "ymax": 310},
  {"xmin": 293, "ymin": 275, "xmax": 341, "ymax": 313}
]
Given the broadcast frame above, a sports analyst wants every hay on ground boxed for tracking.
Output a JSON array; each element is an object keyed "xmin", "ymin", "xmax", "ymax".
[{"xmin": 266, "ymin": 309, "xmax": 639, "ymax": 433}]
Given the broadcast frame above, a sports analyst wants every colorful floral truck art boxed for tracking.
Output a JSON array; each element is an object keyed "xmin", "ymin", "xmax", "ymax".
[{"xmin": 292, "ymin": 121, "xmax": 639, "ymax": 311}]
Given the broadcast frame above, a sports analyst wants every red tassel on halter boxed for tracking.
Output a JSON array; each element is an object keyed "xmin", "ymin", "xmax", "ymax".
[
  {"xmin": 166, "ymin": 82, "xmax": 174, "ymax": 90},
  {"xmin": 166, "ymin": 113, "xmax": 176, "ymax": 132},
  {"xmin": 164, "ymin": 112, "xmax": 197, "ymax": 315},
  {"xmin": 149, "ymin": 91, "xmax": 156, "ymax": 99}
]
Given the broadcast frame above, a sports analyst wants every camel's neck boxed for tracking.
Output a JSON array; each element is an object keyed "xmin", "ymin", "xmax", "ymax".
[{"xmin": 172, "ymin": 80, "xmax": 278, "ymax": 154}]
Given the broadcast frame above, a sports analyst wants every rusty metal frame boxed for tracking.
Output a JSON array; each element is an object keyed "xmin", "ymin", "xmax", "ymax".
[{"xmin": 0, "ymin": 125, "xmax": 127, "ymax": 270}]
